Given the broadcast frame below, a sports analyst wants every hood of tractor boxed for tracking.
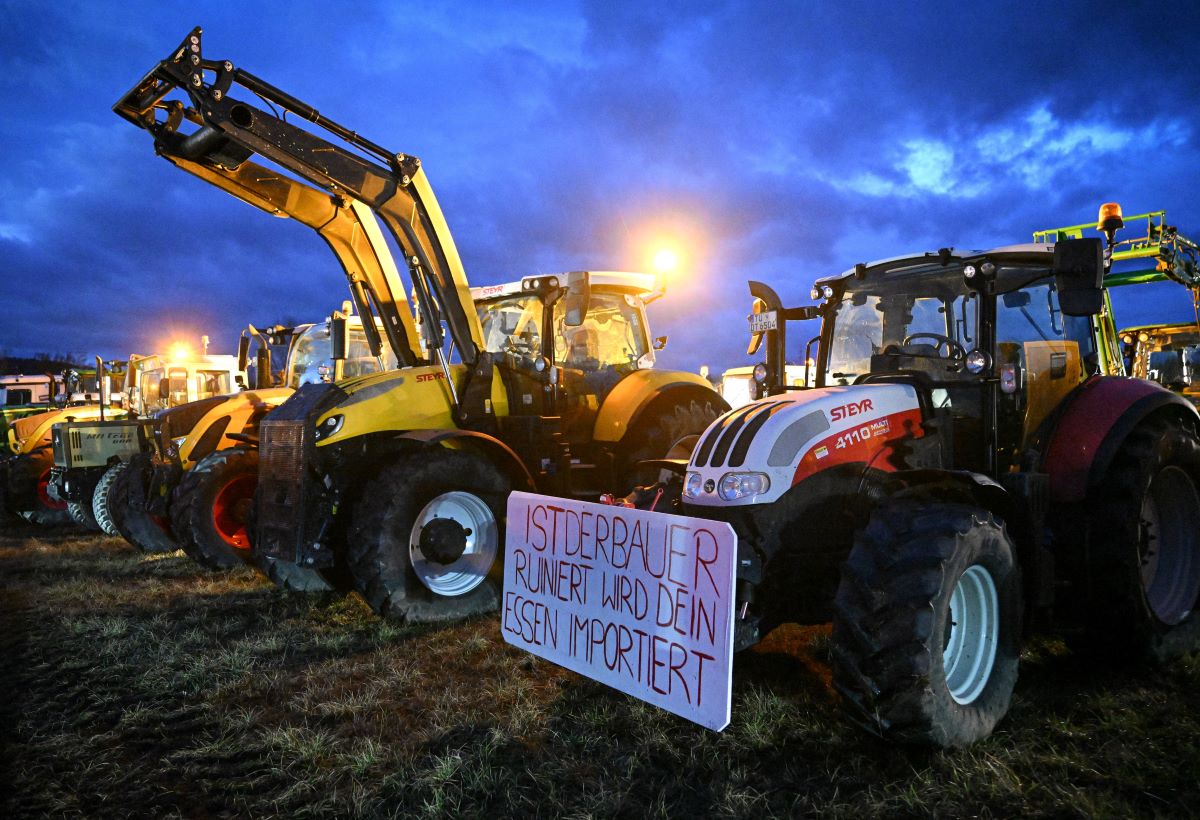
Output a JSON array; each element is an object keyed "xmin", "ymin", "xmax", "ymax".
[
  {"xmin": 684, "ymin": 383, "xmax": 923, "ymax": 507},
  {"xmin": 11, "ymin": 404, "xmax": 107, "ymax": 454}
]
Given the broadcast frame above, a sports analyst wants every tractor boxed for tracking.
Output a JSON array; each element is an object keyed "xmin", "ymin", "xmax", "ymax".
[
  {"xmin": 48, "ymin": 347, "xmax": 243, "ymax": 533},
  {"xmin": 141, "ymin": 311, "xmax": 398, "ymax": 569},
  {"xmin": 1120, "ymin": 322, "xmax": 1200, "ymax": 401},
  {"xmin": 593, "ymin": 202, "xmax": 1200, "ymax": 748},
  {"xmin": 115, "ymin": 27, "xmax": 727, "ymax": 618}
]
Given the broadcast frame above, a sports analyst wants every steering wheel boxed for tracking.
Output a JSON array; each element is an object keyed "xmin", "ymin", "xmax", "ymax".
[{"xmin": 901, "ymin": 333, "xmax": 966, "ymax": 363}]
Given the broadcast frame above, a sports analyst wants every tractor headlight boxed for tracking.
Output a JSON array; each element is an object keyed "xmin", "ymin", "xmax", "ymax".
[
  {"xmin": 684, "ymin": 471, "xmax": 704, "ymax": 499},
  {"xmin": 718, "ymin": 472, "xmax": 770, "ymax": 501},
  {"xmin": 965, "ymin": 349, "xmax": 991, "ymax": 374},
  {"xmin": 314, "ymin": 414, "xmax": 344, "ymax": 441},
  {"xmin": 753, "ymin": 363, "xmax": 768, "ymax": 383}
]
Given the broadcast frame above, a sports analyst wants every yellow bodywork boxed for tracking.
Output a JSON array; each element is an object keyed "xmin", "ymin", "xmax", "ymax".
[
  {"xmin": 1023, "ymin": 340, "xmax": 1083, "ymax": 444},
  {"xmin": 315, "ymin": 364, "xmax": 510, "ymax": 448},
  {"xmin": 177, "ymin": 387, "xmax": 293, "ymax": 469},
  {"xmin": 591, "ymin": 369, "xmax": 716, "ymax": 442},
  {"xmin": 11, "ymin": 405, "xmax": 108, "ymax": 455}
]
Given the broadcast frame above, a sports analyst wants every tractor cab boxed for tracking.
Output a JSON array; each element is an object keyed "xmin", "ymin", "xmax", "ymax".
[
  {"xmin": 472, "ymin": 271, "xmax": 661, "ymax": 440},
  {"xmin": 813, "ymin": 244, "xmax": 1103, "ymax": 474},
  {"xmin": 1120, "ymin": 323, "xmax": 1200, "ymax": 403}
]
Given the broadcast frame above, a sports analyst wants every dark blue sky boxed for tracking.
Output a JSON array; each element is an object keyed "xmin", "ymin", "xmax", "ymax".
[{"xmin": 2, "ymin": 1, "xmax": 1199, "ymax": 373}]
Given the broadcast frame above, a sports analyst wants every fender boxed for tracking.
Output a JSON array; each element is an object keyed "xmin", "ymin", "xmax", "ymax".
[
  {"xmin": 1042, "ymin": 376, "xmax": 1199, "ymax": 503},
  {"xmin": 394, "ymin": 428, "xmax": 536, "ymax": 491},
  {"xmin": 592, "ymin": 369, "xmax": 727, "ymax": 444}
]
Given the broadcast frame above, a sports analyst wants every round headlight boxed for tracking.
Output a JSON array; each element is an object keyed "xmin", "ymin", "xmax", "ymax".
[
  {"xmin": 1138, "ymin": 332, "xmax": 1150, "ymax": 343},
  {"xmin": 965, "ymin": 349, "xmax": 991, "ymax": 374},
  {"xmin": 821, "ymin": 285, "xmax": 835, "ymax": 299},
  {"xmin": 963, "ymin": 264, "xmax": 977, "ymax": 279},
  {"xmin": 753, "ymin": 363, "xmax": 768, "ymax": 383},
  {"xmin": 315, "ymin": 414, "xmax": 345, "ymax": 441},
  {"xmin": 810, "ymin": 286, "xmax": 821, "ymax": 300},
  {"xmin": 980, "ymin": 261, "xmax": 996, "ymax": 276},
  {"xmin": 684, "ymin": 471, "xmax": 704, "ymax": 498}
]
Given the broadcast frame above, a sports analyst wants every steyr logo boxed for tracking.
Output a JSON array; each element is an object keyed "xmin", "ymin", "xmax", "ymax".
[
  {"xmin": 416, "ymin": 372, "xmax": 446, "ymax": 383},
  {"xmin": 829, "ymin": 399, "xmax": 873, "ymax": 421}
]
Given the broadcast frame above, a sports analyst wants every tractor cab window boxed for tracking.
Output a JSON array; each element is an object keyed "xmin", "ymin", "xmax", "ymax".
[
  {"xmin": 553, "ymin": 292, "xmax": 650, "ymax": 375},
  {"xmin": 994, "ymin": 274, "xmax": 1097, "ymax": 456},
  {"xmin": 195, "ymin": 370, "xmax": 231, "ymax": 399},
  {"xmin": 5, "ymin": 389, "xmax": 31, "ymax": 406},
  {"xmin": 994, "ymin": 278, "xmax": 1096, "ymax": 372},
  {"xmin": 288, "ymin": 323, "xmax": 394, "ymax": 387},
  {"xmin": 826, "ymin": 266, "xmax": 978, "ymax": 386},
  {"xmin": 477, "ymin": 295, "xmax": 544, "ymax": 370}
]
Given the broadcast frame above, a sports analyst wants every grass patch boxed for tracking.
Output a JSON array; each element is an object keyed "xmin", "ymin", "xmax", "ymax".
[{"xmin": 2, "ymin": 522, "xmax": 1200, "ymax": 817}]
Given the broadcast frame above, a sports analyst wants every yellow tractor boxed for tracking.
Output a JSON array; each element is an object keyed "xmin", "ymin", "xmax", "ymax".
[
  {"xmin": 162, "ymin": 311, "xmax": 398, "ymax": 569},
  {"xmin": 12, "ymin": 350, "xmax": 240, "ymax": 528},
  {"xmin": 116, "ymin": 28, "xmax": 728, "ymax": 616}
]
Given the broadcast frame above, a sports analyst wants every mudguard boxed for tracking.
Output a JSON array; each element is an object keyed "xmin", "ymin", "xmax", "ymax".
[
  {"xmin": 394, "ymin": 428, "xmax": 536, "ymax": 491},
  {"xmin": 592, "ymin": 370, "xmax": 726, "ymax": 444},
  {"xmin": 1042, "ymin": 376, "xmax": 1199, "ymax": 503}
]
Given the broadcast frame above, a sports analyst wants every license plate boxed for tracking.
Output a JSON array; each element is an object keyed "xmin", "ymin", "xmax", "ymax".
[{"xmin": 748, "ymin": 311, "xmax": 777, "ymax": 332}]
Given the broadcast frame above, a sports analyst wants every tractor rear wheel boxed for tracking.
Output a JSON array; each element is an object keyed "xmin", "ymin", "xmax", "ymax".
[
  {"xmin": 618, "ymin": 399, "xmax": 723, "ymax": 490},
  {"xmin": 832, "ymin": 499, "xmax": 1021, "ymax": 748},
  {"xmin": 92, "ymin": 462, "xmax": 127, "ymax": 537},
  {"xmin": 171, "ymin": 448, "xmax": 259, "ymax": 570},
  {"xmin": 1081, "ymin": 416, "xmax": 1200, "ymax": 661},
  {"xmin": 346, "ymin": 450, "xmax": 509, "ymax": 621},
  {"xmin": 110, "ymin": 453, "xmax": 179, "ymax": 554},
  {"xmin": 67, "ymin": 500, "xmax": 100, "ymax": 531}
]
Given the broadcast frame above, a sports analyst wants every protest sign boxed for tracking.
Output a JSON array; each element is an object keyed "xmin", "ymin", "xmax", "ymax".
[{"xmin": 500, "ymin": 491, "xmax": 737, "ymax": 731}]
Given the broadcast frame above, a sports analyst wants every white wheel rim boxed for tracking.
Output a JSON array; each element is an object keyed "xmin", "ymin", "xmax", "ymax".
[
  {"xmin": 943, "ymin": 564, "xmax": 999, "ymax": 705},
  {"xmin": 1140, "ymin": 465, "xmax": 1200, "ymax": 625},
  {"xmin": 409, "ymin": 491, "xmax": 498, "ymax": 597}
]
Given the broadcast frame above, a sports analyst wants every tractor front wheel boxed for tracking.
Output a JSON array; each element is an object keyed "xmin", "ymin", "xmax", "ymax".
[
  {"xmin": 346, "ymin": 450, "xmax": 509, "ymax": 621},
  {"xmin": 92, "ymin": 462, "xmax": 127, "ymax": 537},
  {"xmin": 1081, "ymin": 416, "xmax": 1200, "ymax": 660},
  {"xmin": 110, "ymin": 453, "xmax": 179, "ymax": 554},
  {"xmin": 832, "ymin": 499, "xmax": 1021, "ymax": 748},
  {"xmin": 13, "ymin": 454, "xmax": 72, "ymax": 526},
  {"xmin": 171, "ymin": 448, "xmax": 259, "ymax": 570}
]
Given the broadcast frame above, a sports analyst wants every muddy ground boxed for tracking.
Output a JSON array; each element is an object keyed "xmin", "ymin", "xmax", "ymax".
[{"xmin": 2, "ymin": 522, "xmax": 1199, "ymax": 818}]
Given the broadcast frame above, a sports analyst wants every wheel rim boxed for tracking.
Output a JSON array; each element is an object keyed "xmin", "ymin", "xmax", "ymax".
[
  {"xmin": 943, "ymin": 564, "xmax": 999, "ymax": 705},
  {"xmin": 211, "ymin": 474, "xmax": 257, "ymax": 549},
  {"xmin": 409, "ymin": 491, "xmax": 498, "ymax": 597},
  {"xmin": 37, "ymin": 468, "xmax": 67, "ymax": 511},
  {"xmin": 1140, "ymin": 465, "xmax": 1200, "ymax": 625}
]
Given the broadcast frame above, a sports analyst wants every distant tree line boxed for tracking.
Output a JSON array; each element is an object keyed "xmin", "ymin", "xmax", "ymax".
[{"xmin": 0, "ymin": 351, "xmax": 86, "ymax": 376}]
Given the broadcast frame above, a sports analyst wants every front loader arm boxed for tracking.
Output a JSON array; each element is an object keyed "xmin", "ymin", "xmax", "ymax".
[
  {"xmin": 166, "ymin": 155, "xmax": 423, "ymax": 365},
  {"xmin": 114, "ymin": 26, "xmax": 484, "ymax": 365}
]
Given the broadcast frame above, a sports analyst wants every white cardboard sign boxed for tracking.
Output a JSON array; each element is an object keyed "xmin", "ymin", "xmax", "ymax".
[{"xmin": 501, "ymin": 491, "xmax": 737, "ymax": 731}]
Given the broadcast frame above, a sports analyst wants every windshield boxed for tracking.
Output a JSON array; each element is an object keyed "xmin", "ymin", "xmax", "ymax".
[
  {"xmin": 288, "ymin": 324, "xmax": 395, "ymax": 387},
  {"xmin": 825, "ymin": 265, "xmax": 978, "ymax": 384},
  {"xmin": 554, "ymin": 291, "xmax": 650, "ymax": 373},
  {"xmin": 477, "ymin": 294, "xmax": 544, "ymax": 360}
]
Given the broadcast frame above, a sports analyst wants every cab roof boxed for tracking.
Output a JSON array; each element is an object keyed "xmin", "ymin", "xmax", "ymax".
[{"xmin": 471, "ymin": 271, "xmax": 657, "ymax": 301}]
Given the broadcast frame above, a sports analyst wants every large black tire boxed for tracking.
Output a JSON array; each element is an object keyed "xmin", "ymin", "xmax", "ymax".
[
  {"xmin": 66, "ymin": 500, "xmax": 100, "ymax": 531},
  {"xmin": 618, "ymin": 398, "xmax": 723, "ymax": 490},
  {"xmin": 10, "ymin": 452, "xmax": 72, "ymax": 526},
  {"xmin": 110, "ymin": 453, "xmax": 179, "ymax": 554},
  {"xmin": 1079, "ymin": 415, "xmax": 1200, "ymax": 661},
  {"xmin": 346, "ymin": 450, "xmax": 509, "ymax": 621},
  {"xmin": 92, "ymin": 462, "xmax": 127, "ymax": 537},
  {"xmin": 171, "ymin": 448, "xmax": 258, "ymax": 570},
  {"xmin": 832, "ymin": 499, "xmax": 1022, "ymax": 748}
]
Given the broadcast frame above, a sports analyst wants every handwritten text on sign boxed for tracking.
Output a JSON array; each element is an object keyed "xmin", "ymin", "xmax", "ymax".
[{"xmin": 501, "ymin": 492, "xmax": 737, "ymax": 731}]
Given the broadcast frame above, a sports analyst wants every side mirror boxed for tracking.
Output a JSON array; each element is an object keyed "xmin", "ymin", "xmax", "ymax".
[
  {"xmin": 653, "ymin": 335, "xmax": 668, "ymax": 351},
  {"xmin": 330, "ymin": 317, "xmax": 349, "ymax": 360},
  {"xmin": 563, "ymin": 272, "xmax": 591, "ymax": 327},
  {"xmin": 1053, "ymin": 238, "xmax": 1104, "ymax": 316},
  {"xmin": 158, "ymin": 380, "xmax": 170, "ymax": 400},
  {"xmin": 237, "ymin": 334, "xmax": 251, "ymax": 373}
]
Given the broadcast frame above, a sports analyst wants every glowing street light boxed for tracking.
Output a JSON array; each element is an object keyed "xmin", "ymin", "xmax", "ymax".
[
  {"xmin": 168, "ymin": 342, "xmax": 192, "ymax": 362},
  {"xmin": 653, "ymin": 247, "xmax": 679, "ymax": 274}
]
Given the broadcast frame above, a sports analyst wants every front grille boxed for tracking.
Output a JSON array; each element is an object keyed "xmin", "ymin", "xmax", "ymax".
[
  {"xmin": 694, "ymin": 401, "xmax": 787, "ymax": 469},
  {"xmin": 256, "ymin": 419, "xmax": 308, "ymax": 559}
]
